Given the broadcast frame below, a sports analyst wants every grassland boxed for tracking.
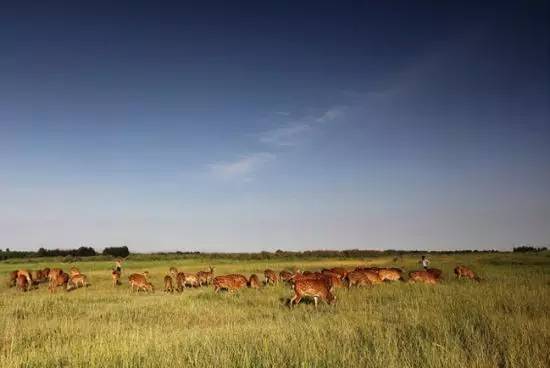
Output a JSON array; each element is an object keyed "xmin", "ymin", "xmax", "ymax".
[{"xmin": 0, "ymin": 252, "xmax": 549, "ymax": 368}]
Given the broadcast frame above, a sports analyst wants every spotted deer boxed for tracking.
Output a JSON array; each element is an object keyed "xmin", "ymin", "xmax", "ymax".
[
  {"xmin": 264, "ymin": 269, "xmax": 278, "ymax": 285},
  {"xmin": 213, "ymin": 274, "xmax": 248, "ymax": 293},
  {"xmin": 290, "ymin": 278, "xmax": 335, "ymax": 308}
]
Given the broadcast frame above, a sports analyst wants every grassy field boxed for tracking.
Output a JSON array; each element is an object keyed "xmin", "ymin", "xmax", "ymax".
[{"xmin": 0, "ymin": 252, "xmax": 549, "ymax": 368}]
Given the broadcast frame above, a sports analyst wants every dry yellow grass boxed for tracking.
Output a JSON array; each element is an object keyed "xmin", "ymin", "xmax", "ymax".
[{"xmin": 0, "ymin": 252, "xmax": 549, "ymax": 367}]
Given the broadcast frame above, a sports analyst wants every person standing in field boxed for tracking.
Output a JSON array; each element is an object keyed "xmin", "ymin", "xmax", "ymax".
[
  {"xmin": 115, "ymin": 258, "xmax": 123, "ymax": 274},
  {"xmin": 420, "ymin": 255, "xmax": 430, "ymax": 270}
]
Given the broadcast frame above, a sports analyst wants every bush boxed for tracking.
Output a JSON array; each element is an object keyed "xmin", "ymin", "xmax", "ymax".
[{"xmin": 102, "ymin": 246, "xmax": 130, "ymax": 258}]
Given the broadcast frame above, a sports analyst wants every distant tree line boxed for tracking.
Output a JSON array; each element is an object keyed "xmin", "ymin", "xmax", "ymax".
[
  {"xmin": 1, "ymin": 245, "xmax": 547, "ymax": 261},
  {"xmin": 513, "ymin": 245, "xmax": 548, "ymax": 253},
  {"xmin": 0, "ymin": 246, "xmax": 130, "ymax": 260},
  {"xmin": 132, "ymin": 248, "xmax": 504, "ymax": 261},
  {"xmin": 37, "ymin": 246, "xmax": 97, "ymax": 257}
]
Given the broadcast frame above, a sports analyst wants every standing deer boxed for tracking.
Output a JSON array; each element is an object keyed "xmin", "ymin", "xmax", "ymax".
[
  {"xmin": 248, "ymin": 274, "xmax": 261, "ymax": 289},
  {"xmin": 290, "ymin": 278, "xmax": 335, "ymax": 308},
  {"xmin": 164, "ymin": 275, "xmax": 174, "ymax": 292}
]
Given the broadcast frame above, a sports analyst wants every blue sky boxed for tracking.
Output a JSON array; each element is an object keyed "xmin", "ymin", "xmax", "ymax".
[{"xmin": 1, "ymin": 1, "xmax": 549, "ymax": 251}]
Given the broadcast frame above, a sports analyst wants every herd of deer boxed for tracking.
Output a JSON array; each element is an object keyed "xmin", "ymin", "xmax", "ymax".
[
  {"xmin": 7, "ymin": 264, "xmax": 481, "ymax": 307},
  {"xmin": 8, "ymin": 266, "xmax": 89, "ymax": 293}
]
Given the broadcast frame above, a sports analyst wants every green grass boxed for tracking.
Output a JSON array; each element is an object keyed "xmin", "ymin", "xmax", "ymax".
[{"xmin": 0, "ymin": 252, "xmax": 549, "ymax": 367}]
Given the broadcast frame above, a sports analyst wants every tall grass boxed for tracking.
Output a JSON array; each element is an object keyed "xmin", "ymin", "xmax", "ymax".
[{"xmin": 0, "ymin": 253, "xmax": 548, "ymax": 367}]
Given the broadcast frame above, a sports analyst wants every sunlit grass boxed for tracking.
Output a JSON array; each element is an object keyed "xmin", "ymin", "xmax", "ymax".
[{"xmin": 0, "ymin": 252, "xmax": 549, "ymax": 367}]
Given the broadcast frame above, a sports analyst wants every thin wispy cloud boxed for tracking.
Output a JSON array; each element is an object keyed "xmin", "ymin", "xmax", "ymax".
[
  {"xmin": 208, "ymin": 105, "xmax": 346, "ymax": 181},
  {"xmin": 315, "ymin": 106, "xmax": 346, "ymax": 123},
  {"xmin": 259, "ymin": 123, "xmax": 311, "ymax": 146},
  {"xmin": 208, "ymin": 152, "xmax": 275, "ymax": 180},
  {"xmin": 259, "ymin": 106, "xmax": 347, "ymax": 147}
]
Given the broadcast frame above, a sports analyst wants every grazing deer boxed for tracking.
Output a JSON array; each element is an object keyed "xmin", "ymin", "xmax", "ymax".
[
  {"xmin": 17, "ymin": 270, "xmax": 34, "ymax": 290},
  {"xmin": 377, "ymin": 268, "xmax": 404, "ymax": 282},
  {"xmin": 17, "ymin": 270, "xmax": 33, "ymax": 291},
  {"xmin": 290, "ymin": 272, "xmax": 339, "ymax": 292},
  {"xmin": 346, "ymin": 270, "xmax": 382, "ymax": 288},
  {"xmin": 48, "ymin": 272, "xmax": 69, "ymax": 293},
  {"xmin": 128, "ymin": 273, "xmax": 154, "ymax": 293},
  {"xmin": 31, "ymin": 270, "xmax": 46, "ymax": 285},
  {"xmin": 164, "ymin": 275, "xmax": 174, "ymax": 292},
  {"xmin": 290, "ymin": 278, "xmax": 335, "ymax": 308},
  {"xmin": 408, "ymin": 271, "xmax": 439, "ymax": 284},
  {"xmin": 264, "ymin": 269, "xmax": 278, "ymax": 285},
  {"xmin": 426, "ymin": 268, "xmax": 443, "ymax": 280},
  {"xmin": 213, "ymin": 274, "xmax": 248, "ymax": 293},
  {"xmin": 248, "ymin": 274, "xmax": 261, "ymax": 289},
  {"xmin": 321, "ymin": 269, "xmax": 341, "ymax": 279},
  {"xmin": 279, "ymin": 270, "xmax": 294, "ymax": 283},
  {"xmin": 68, "ymin": 274, "xmax": 88, "ymax": 290},
  {"xmin": 16, "ymin": 275, "xmax": 28, "ymax": 292},
  {"xmin": 48, "ymin": 268, "xmax": 64, "ymax": 281},
  {"xmin": 454, "ymin": 265, "xmax": 481, "ymax": 281},
  {"xmin": 177, "ymin": 272, "xmax": 199, "ymax": 288},
  {"xmin": 322, "ymin": 267, "xmax": 348, "ymax": 280},
  {"xmin": 355, "ymin": 266, "xmax": 380, "ymax": 273}
]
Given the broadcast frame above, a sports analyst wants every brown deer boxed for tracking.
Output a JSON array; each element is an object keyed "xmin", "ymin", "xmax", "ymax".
[
  {"xmin": 16, "ymin": 275, "xmax": 28, "ymax": 292},
  {"xmin": 16, "ymin": 269, "xmax": 33, "ymax": 290},
  {"xmin": 169, "ymin": 267, "xmax": 178, "ymax": 277},
  {"xmin": 290, "ymin": 272, "xmax": 339, "ymax": 292},
  {"xmin": 426, "ymin": 268, "xmax": 443, "ymax": 280},
  {"xmin": 31, "ymin": 269, "xmax": 46, "ymax": 284},
  {"xmin": 112, "ymin": 269, "xmax": 121, "ymax": 286},
  {"xmin": 354, "ymin": 266, "xmax": 380, "ymax": 273},
  {"xmin": 408, "ymin": 271, "xmax": 439, "ymax": 284},
  {"xmin": 164, "ymin": 275, "xmax": 174, "ymax": 292},
  {"xmin": 377, "ymin": 268, "xmax": 404, "ymax": 282},
  {"xmin": 248, "ymin": 274, "xmax": 261, "ymax": 289},
  {"xmin": 264, "ymin": 269, "xmax": 278, "ymax": 285},
  {"xmin": 290, "ymin": 278, "xmax": 335, "ymax": 308},
  {"xmin": 8, "ymin": 271, "xmax": 18, "ymax": 287},
  {"xmin": 279, "ymin": 270, "xmax": 294, "ymax": 283},
  {"xmin": 48, "ymin": 272, "xmax": 69, "ymax": 292},
  {"xmin": 213, "ymin": 274, "xmax": 248, "ymax": 293},
  {"xmin": 128, "ymin": 273, "xmax": 154, "ymax": 293},
  {"xmin": 69, "ymin": 266, "xmax": 81, "ymax": 277},
  {"xmin": 346, "ymin": 269, "xmax": 382, "ymax": 287},
  {"xmin": 322, "ymin": 267, "xmax": 348, "ymax": 280},
  {"xmin": 454, "ymin": 265, "xmax": 481, "ymax": 281},
  {"xmin": 68, "ymin": 274, "xmax": 88, "ymax": 290},
  {"xmin": 177, "ymin": 272, "xmax": 199, "ymax": 288},
  {"xmin": 48, "ymin": 268, "xmax": 64, "ymax": 281},
  {"xmin": 42, "ymin": 268, "xmax": 51, "ymax": 278},
  {"xmin": 197, "ymin": 267, "xmax": 214, "ymax": 286}
]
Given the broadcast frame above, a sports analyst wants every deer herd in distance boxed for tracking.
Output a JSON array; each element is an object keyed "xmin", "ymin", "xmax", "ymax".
[{"xmin": 7, "ymin": 262, "xmax": 482, "ymax": 308}]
